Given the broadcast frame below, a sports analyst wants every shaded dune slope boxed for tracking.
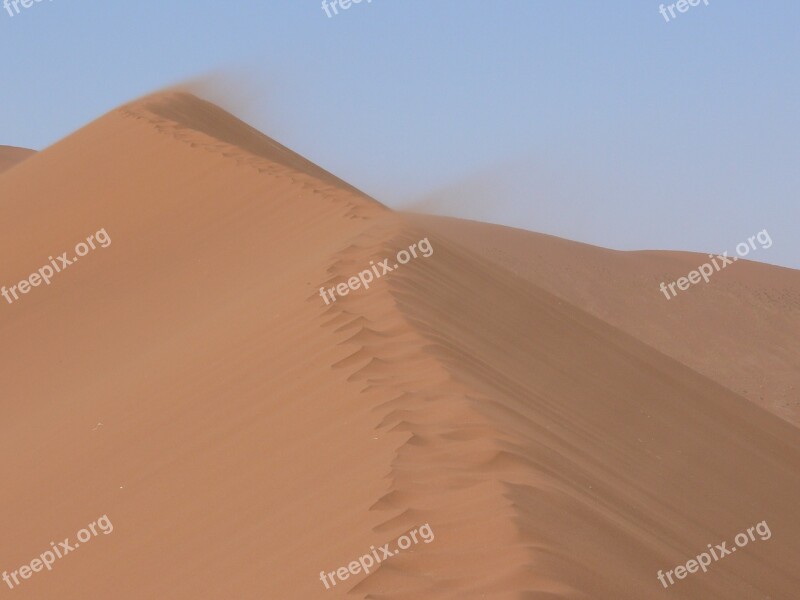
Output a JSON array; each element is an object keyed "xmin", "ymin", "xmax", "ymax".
[
  {"xmin": 0, "ymin": 93, "xmax": 798, "ymax": 599},
  {"xmin": 415, "ymin": 215, "xmax": 800, "ymax": 427},
  {"xmin": 0, "ymin": 145, "xmax": 36, "ymax": 174}
]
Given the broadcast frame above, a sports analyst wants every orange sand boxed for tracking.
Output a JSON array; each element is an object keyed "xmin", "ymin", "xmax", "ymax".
[
  {"xmin": 0, "ymin": 145, "xmax": 35, "ymax": 175},
  {"xmin": 0, "ymin": 93, "xmax": 798, "ymax": 599}
]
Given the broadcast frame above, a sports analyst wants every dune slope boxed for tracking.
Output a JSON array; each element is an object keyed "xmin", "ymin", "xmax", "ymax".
[
  {"xmin": 416, "ymin": 215, "xmax": 800, "ymax": 427},
  {"xmin": 0, "ymin": 145, "xmax": 36, "ymax": 174},
  {"xmin": 0, "ymin": 93, "xmax": 798, "ymax": 599}
]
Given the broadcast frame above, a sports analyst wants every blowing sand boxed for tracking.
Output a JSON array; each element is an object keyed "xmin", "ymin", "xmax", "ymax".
[{"xmin": 0, "ymin": 92, "xmax": 798, "ymax": 599}]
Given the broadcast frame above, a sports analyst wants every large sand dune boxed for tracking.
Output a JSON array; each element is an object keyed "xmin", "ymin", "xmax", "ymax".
[{"xmin": 0, "ymin": 93, "xmax": 798, "ymax": 599}]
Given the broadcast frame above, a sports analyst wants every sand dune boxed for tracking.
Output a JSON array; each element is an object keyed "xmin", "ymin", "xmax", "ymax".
[
  {"xmin": 416, "ymin": 215, "xmax": 800, "ymax": 427},
  {"xmin": 0, "ymin": 93, "xmax": 798, "ymax": 599},
  {"xmin": 0, "ymin": 145, "xmax": 35, "ymax": 174}
]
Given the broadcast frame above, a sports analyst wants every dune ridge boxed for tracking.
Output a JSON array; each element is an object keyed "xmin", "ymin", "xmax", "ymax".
[
  {"xmin": 318, "ymin": 218, "xmax": 800, "ymax": 598},
  {"xmin": 0, "ymin": 93, "xmax": 798, "ymax": 599}
]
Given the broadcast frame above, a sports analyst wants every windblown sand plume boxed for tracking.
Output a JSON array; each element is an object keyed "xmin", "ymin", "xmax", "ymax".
[{"xmin": 0, "ymin": 93, "xmax": 798, "ymax": 599}]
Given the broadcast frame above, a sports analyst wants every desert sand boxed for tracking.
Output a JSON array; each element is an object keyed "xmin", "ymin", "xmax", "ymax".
[
  {"xmin": 416, "ymin": 215, "xmax": 800, "ymax": 427},
  {"xmin": 0, "ymin": 146, "xmax": 35, "ymax": 175},
  {"xmin": 0, "ymin": 92, "xmax": 798, "ymax": 599}
]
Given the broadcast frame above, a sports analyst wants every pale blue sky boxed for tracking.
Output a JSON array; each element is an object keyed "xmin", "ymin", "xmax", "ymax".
[{"xmin": 1, "ymin": 1, "xmax": 797, "ymax": 267}]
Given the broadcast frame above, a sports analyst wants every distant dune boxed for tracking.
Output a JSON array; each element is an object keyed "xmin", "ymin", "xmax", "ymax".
[
  {"xmin": 415, "ymin": 215, "xmax": 800, "ymax": 427},
  {"xmin": 0, "ymin": 93, "xmax": 798, "ymax": 599},
  {"xmin": 0, "ymin": 145, "xmax": 36, "ymax": 174}
]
